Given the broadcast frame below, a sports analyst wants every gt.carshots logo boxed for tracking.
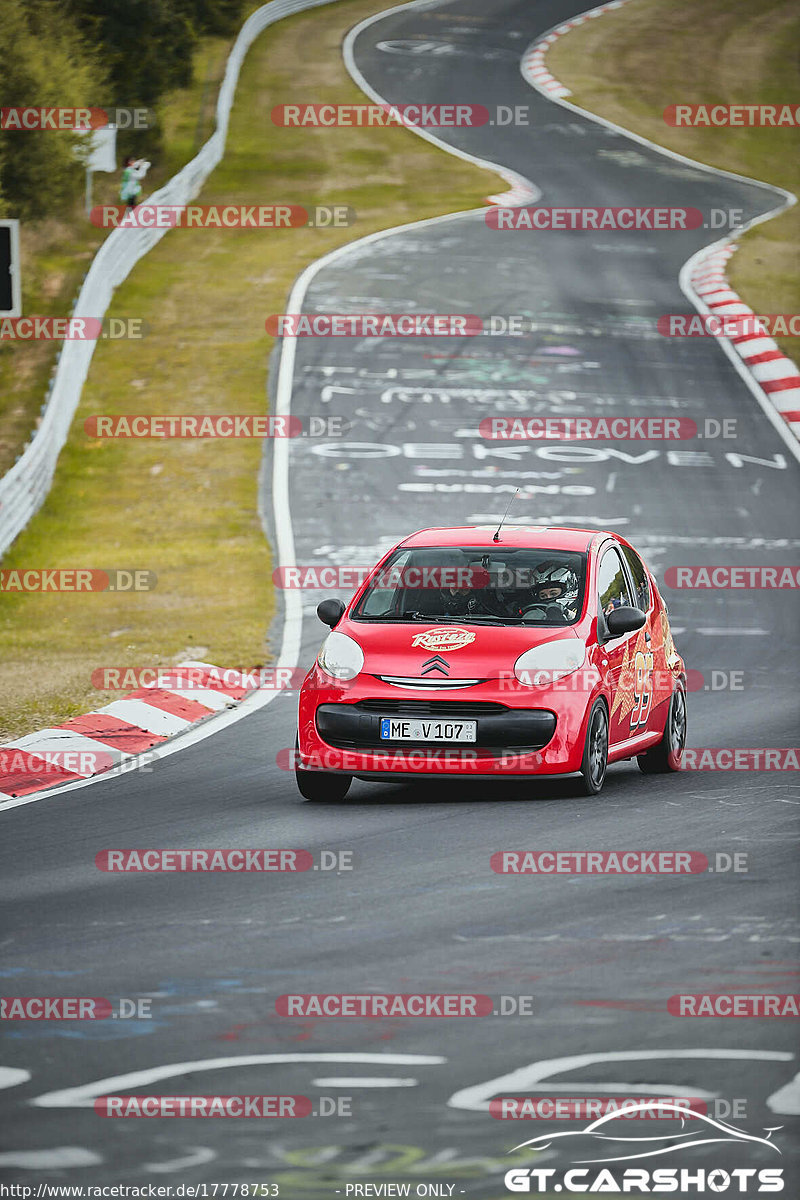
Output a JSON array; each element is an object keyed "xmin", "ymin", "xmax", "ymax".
[
  {"xmin": 504, "ymin": 1168, "xmax": 784, "ymax": 1193},
  {"xmin": 503, "ymin": 1103, "xmax": 784, "ymax": 1193}
]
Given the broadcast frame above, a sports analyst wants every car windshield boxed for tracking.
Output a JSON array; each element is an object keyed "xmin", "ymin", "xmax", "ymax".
[{"xmin": 351, "ymin": 547, "xmax": 587, "ymax": 626}]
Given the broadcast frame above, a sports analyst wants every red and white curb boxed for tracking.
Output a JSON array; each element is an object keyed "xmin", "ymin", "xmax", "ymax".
[
  {"xmin": 0, "ymin": 662, "xmax": 255, "ymax": 800},
  {"xmin": 519, "ymin": 0, "xmax": 800, "ymax": 450},
  {"xmin": 521, "ymin": 0, "xmax": 632, "ymax": 99},
  {"xmin": 688, "ymin": 244, "xmax": 800, "ymax": 441}
]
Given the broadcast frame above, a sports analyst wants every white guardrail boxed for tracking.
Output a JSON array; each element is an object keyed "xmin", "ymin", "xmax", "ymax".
[{"xmin": 0, "ymin": 0, "xmax": 340, "ymax": 558}]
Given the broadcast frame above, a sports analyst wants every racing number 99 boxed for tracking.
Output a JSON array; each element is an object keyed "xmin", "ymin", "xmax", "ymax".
[{"xmin": 630, "ymin": 650, "xmax": 654, "ymax": 731}]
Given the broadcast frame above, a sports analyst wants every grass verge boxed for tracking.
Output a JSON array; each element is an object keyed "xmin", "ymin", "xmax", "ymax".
[
  {"xmin": 0, "ymin": 0, "xmax": 499, "ymax": 742},
  {"xmin": 0, "ymin": 29, "xmax": 239, "ymax": 479},
  {"xmin": 546, "ymin": 0, "xmax": 799, "ymax": 358}
]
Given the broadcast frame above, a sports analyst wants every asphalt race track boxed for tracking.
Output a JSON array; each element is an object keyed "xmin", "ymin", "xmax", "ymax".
[{"xmin": 1, "ymin": 0, "xmax": 799, "ymax": 1192}]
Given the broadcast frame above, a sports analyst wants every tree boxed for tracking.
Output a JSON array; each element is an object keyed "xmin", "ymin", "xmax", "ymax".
[{"xmin": 0, "ymin": 0, "xmax": 106, "ymax": 220}]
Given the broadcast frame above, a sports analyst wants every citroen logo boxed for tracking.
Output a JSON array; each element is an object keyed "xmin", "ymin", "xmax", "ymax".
[{"xmin": 421, "ymin": 655, "xmax": 449, "ymax": 676}]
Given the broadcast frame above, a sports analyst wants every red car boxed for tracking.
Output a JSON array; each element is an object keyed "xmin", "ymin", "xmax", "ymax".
[{"xmin": 295, "ymin": 525, "xmax": 686, "ymax": 801}]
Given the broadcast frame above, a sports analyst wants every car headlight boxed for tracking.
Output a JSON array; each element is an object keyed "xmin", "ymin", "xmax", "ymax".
[
  {"xmin": 514, "ymin": 639, "xmax": 585, "ymax": 686},
  {"xmin": 317, "ymin": 631, "xmax": 364, "ymax": 681}
]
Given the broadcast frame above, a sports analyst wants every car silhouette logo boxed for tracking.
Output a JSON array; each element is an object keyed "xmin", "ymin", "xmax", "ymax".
[
  {"xmin": 421, "ymin": 655, "xmax": 450, "ymax": 676},
  {"xmin": 509, "ymin": 1101, "xmax": 783, "ymax": 1164}
]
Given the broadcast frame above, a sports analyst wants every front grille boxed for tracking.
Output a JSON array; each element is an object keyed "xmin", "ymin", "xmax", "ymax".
[
  {"xmin": 315, "ymin": 701, "xmax": 556, "ymax": 755},
  {"xmin": 356, "ymin": 699, "xmax": 507, "ymax": 718}
]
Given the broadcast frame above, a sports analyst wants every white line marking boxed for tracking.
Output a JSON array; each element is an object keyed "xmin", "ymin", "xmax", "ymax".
[
  {"xmin": 448, "ymin": 1049, "xmax": 795, "ymax": 1113},
  {"xmin": 0, "ymin": 1148, "xmax": 103, "ymax": 1168},
  {"xmin": 311, "ymin": 1076, "xmax": 418, "ymax": 1088},
  {"xmin": 0, "ymin": 1067, "xmax": 31, "ymax": 1089},
  {"xmin": 768, "ymin": 1070, "xmax": 800, "ymax": 1115},
  {"xmin": 146, "ymin": 1147, "xmax": 217, "ymax": 1173},
  {"xmin": 31, "ymin": 1054, "xmax": 446, "ymax": 1108}
]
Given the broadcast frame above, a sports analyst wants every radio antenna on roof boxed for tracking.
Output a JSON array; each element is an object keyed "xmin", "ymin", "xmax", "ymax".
[{"xmin": 493, "ymin": 488, "xmax": 519, "ymax": 542}]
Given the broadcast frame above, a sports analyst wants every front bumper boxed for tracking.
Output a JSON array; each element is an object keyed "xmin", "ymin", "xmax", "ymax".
[{"xmin": 297, "ymin": 668, "xmax": 596, "ymax": 777}]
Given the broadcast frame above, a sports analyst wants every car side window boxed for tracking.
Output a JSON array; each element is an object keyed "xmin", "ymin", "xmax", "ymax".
[
  {"xmin": 598, "ymin": 548, "xmax": 633, "ymax": 618},
  {"xmin": 620, "ymin": 545, "xmax": 650, "ymax": 612}
]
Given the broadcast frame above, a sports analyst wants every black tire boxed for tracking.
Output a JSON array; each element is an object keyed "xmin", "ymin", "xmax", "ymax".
[
  {"xmin": 637, "ymin": 683, "xmax": 687, "ymax": 774},
  {"xmin": 579, "ymin": 700, "xmax": 608, "ymax": 795},
  {"xmin": 294, "ymin": 737, "xmax": 352, "ymax": 801},
  {"xmin": 295, "ymin": 768, "xmax": 352, "ymax": 802}
]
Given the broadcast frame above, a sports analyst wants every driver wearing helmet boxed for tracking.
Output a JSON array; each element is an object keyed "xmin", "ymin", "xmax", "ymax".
[{"xmin": 523, "ymin": 562, "xmax": 579, "ymax": 622}]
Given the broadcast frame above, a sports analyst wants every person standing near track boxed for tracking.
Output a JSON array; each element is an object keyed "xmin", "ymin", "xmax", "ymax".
[{"xmin": 119, "ymin": 156, "xmax": 150, "ymax": 209}]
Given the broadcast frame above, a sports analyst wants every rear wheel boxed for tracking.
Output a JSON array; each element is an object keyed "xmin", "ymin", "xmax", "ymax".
[
  {"xmin": 637, "ymin": 683, "xmax": 686, "ymax": 774},
  {"xmin": 294, "ymin": 737, "xmax": 352, "ymax": 802},
  {"xmin": 579, "ymin": 700, "xmax": 608, "ymax": 795}
]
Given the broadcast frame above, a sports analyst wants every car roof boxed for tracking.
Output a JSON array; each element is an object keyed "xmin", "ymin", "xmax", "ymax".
[{"xmin": 398, "ymin": 526, "xmax": 597, "ymax": 552}]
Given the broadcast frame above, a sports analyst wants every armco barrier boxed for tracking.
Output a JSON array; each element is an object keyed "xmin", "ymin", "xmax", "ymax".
[{"xmin": 0, "ymin": 0, "xmax": 341, "ymax": 558}]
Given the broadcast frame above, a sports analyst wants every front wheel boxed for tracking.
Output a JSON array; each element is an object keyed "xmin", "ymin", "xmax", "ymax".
[
  {"xmin": 637, "ymin": 683, "xmax": 687, "ymax": 774},
  {"xmin": 579, "ymin": 700, "xmax": 608, "ymax": 795},
  {"xmin": 294, "ymin": 738, "xmax": 352, "ymax": 801}
]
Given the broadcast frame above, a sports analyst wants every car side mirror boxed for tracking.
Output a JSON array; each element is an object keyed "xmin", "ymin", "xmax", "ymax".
[
  {"xmin": 605, "ymin": 605, "xmax": 647, "ymax": 638},
  {"xmin": 317, "ymin": 598, "xmax": 345, "ymax": 628}
]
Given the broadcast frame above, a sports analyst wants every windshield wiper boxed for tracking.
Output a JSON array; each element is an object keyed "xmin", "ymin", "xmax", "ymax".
[{"xmin": 407, "ymin": 612, "xmax": 515, "ymax": 626}]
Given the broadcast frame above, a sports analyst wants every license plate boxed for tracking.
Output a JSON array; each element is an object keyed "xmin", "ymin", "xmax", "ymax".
[{"xmin": 379, "ymin": 718, "xmax": 477, "ymax": 743}]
